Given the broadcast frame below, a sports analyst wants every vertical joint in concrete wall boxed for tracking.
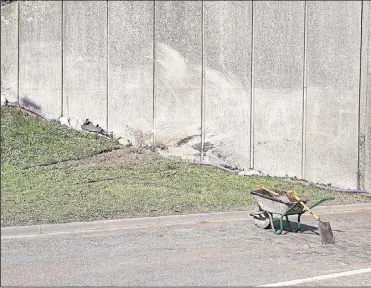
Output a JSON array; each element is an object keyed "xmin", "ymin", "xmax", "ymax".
[
  {"xmin": 249, "ymin": 1, "xmax": 254, "ymax": 169},
  {"xmin": 61, "ymin": 0, "xmax": 64, "ymax": 117},
  {"xmin": 201, "ymin": 0, "xmax": 205, "ymax": 161},
  {"xmin": 16, "ymin": 0, "xmax": 19, "ymax": 102},
  {"xmin": 301, "ymin": 0, "xmax": 308, "ymax": 179},
  {"xmin": 152, "ymin": 0, "xmax": 156, "ymax": 147},
  {"xmin": 106, "ymin": 0, "xmax": 109, "ymax": 131},
  {"xmin": 358, "ymin": 0, "xmax": 368, "ymax": 190}
]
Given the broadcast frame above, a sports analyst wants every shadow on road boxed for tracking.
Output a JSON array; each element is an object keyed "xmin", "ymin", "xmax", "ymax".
[{"xmin": 271, "ymin": 220, "xmax": 346, "ymax": 235}]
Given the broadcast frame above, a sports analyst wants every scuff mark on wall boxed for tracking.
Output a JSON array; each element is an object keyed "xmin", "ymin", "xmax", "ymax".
[{"xmin": 154, "ymin": 42, "xmax": 249, "ymax": 168}]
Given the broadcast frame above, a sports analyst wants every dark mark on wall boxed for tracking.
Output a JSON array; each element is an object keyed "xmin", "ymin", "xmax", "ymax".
[
  {"xmin": 20, "ymin": 96, "xmax": 41, "ymax": 111},
  {"xmin": 192, "ymin": 142, "xmax": 214, "ymax": 153},
  {"xmin": 176, "ymin": 135, "xmax": 198, "ymax": 146}
]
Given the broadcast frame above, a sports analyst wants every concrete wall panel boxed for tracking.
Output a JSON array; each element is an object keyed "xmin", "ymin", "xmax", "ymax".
[
  {"xmin": 63, "ymin": 1, "xmax": 107, "ymax": 128},
  {"xmin": 366, "ymin": 71, "xmax": 371, "ymax": 191},
  {"xmin": 19, "ymin": 1, "xmax": 62, "ymax": 118},
  {"xmin": 253, "ymin": 1, "xmax": 304, "ymax": 177},
  {"xmin": 364, "ymin": 2, "xmax": 371, "ymax": 191},
  {"xmin": 154, "ymin": 1, "xmax": 202, "ymax": 160},
  {"xmin": 203, "ymin": 1, "xmax": 252, "ymax": 169},
  {"xmin": 305, "ymin": 2, "xmax": 361, "ymax": 188},
  {"xmin": 1, "ymin": 1, "xmax": 18, "ymax": 102},
  {"xmin": 108, "ymin": 1, "xmax": 153, "ymax": 146}
]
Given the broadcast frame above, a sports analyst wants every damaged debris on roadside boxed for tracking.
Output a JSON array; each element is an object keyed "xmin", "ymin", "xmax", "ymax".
[{"xmin": 81, "ymin": 119, "xmax": 113, "ymax": 139}]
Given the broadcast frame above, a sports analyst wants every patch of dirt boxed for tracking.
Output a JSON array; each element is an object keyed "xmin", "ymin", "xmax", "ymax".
[{"xmin": 43, "ymin": 147, "xmax": 167, "ymax": 170}]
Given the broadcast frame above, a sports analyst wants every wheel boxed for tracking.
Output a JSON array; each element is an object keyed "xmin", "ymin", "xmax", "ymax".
[{"xmin": 252, "ymin": 206, "xmax": 271, "ymax": 229}]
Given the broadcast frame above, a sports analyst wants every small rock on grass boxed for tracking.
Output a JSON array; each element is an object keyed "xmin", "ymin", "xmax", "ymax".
[
  {"xmin": 58, "ymin": 116, "xmax": 70, "ymax": 127},
  {"xmin": 118, "ymin": 138, "xmax": 132, "ymax": 147},
  {"xmin": 238, "ymin": 169, "xmax": 261, "ymax": 176}
]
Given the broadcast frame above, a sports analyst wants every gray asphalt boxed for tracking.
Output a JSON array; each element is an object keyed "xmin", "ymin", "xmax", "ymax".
[{"xmin": 1, "ymin": 210, "xmax": 371, "ymax": 286}]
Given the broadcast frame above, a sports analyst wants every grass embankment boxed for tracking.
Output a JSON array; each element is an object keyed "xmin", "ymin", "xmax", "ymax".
[{"xmin": 1, "ymin": 106, "xmax": 369, "ymax": 227}]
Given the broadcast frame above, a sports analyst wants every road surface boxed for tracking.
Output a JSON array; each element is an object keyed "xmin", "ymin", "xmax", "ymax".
[{"xmin": 1, "ymin": 210, "xmax": 371, "ymax": 286}]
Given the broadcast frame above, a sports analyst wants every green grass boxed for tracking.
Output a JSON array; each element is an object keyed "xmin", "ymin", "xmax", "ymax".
[{"xmin": 1, "ymin": 106, "xmax": 369, "ymax": 227}]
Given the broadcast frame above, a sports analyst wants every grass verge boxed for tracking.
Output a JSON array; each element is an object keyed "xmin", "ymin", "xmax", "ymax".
[{"xmin": 1, "ymin": 106, "xmax": 369, "ymax": 227}]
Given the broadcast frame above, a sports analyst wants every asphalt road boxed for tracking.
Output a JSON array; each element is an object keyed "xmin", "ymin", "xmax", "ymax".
[{"xmin": 1, "ymin": 210, "xmax": 371, "ymax": 286}]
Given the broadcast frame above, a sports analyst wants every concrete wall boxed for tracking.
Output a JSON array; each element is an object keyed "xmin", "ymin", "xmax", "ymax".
[
  {"xmin": 305, "ymin": 1, "xmax": 361, "ymax": 188},
  {"xmin": 19, "ymin": 1, "xmax": 62, "ymax": 118},
  {"xmin": 1, "ymin": 0, "xmax": 370, "ymax": 191},
  {"xmin": 1, "ymin": 1, "xmax": 18, "ymax": 102},
  {"xmin": 363, "ymin": 1, "xmax": 371, "ymax": 190},
  {"xmin": 154, "ymin": 1, "xmax": 202, "ymax": 161},
  {"xmin": 253, "ymin": 1, "xmax": 304, "ymax": 178},
  {"xmin": 63, "ymin": 1, "xmax": 107, "ymax": 128},
  {"xmin": 108, "ymin": 1, "xmax": 153, "ymax": 146},
  {"xmin": 203, "ymin": 1, "xmax": 252, "ymax": 169}
]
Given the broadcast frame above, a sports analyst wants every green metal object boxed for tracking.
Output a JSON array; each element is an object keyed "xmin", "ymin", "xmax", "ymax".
[{"xmin": 308, "ymin": 197, "xmax": 335, "ymax": 209}]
